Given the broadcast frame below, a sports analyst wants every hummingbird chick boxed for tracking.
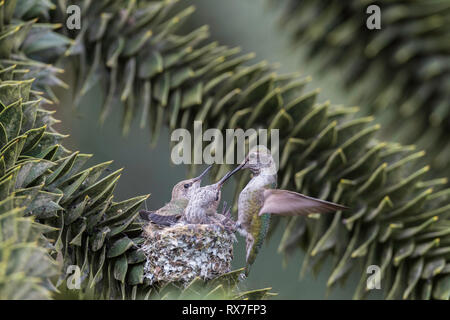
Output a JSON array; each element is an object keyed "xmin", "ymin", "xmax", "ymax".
[
  {"xmin": 139, "ymin": 165, "xmax": 212, "ymax": 227},
  {"xmin": 234, "ymin": 146, "xmax": 349, "ymax": 275},
  {"xmin": 179, "ymin": 165, "xmax": 242, "ymax": 229}
]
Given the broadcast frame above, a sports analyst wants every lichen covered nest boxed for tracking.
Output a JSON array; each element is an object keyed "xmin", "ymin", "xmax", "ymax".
[{"xmin": 141, "ymin": 223, "xmax": 235, "ymax": 285}]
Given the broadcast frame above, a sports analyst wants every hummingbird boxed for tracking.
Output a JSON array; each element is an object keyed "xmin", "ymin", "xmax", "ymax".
[
  {"xmin": 233, "ymin": 146, "xmax": 348, "ymax": 275},
  {"xmin": 179, "ymin": 165, "xmax": 243, "ymax": 229},
  {"xmin": 139, "ymin": 165, "xmax": 212, "ymax": 226}
]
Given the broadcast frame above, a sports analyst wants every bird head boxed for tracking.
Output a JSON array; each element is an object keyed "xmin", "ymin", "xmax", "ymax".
[
  {"xmin": 192, "ymin": 164, "xmax": 243, "ymax": 210},
  {"xmin": 239, "ymin": 145, "xmax": 276, "ymax": 174},
  {"xmin": 171, "ymin": 165, "xmax": 212, "ymax": 201}
]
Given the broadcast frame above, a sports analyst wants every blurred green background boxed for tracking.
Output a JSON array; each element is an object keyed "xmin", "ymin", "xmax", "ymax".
[{"xmin": 53, "ymin": 0, "xmax": 376, "ymax": 299}]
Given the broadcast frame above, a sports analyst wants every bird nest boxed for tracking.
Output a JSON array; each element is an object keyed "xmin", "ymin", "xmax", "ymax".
[{"xmin": 140, "ymin": 223, "xmax": 235, "ymax": 285}]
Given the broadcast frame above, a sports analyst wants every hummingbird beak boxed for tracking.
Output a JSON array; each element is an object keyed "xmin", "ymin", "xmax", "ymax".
[
  {"xmin": 192, "ymin": 165, "xmax": 213, "ymax": 183},
  {"xmin": 235, "ymin": 156, "xmax": 250, "ymax": 171},
  {"xmin": 216, "ymin": 162, "xmax": 245, "ymax": 189}
]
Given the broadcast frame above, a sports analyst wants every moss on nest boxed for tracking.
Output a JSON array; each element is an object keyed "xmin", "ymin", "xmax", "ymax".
[{"xmin": 141, "ymin": 223, "xmax": 236, "ymax": 285}]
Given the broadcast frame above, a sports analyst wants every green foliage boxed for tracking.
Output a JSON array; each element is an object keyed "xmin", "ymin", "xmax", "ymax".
[
  {"xmin": 54, "ymin": 268, "xmax": 275, "ymax": 300},
  {"xmin": 0, "ymin": 0, "xmax": 274, "ymax": 300},
  {"xmin": 0, "ymin": 1, "xmax": 62, "ymax": 300},
  {"xmin": 37, "ymin": 0, "xmax": 450, "ymax": 299},
  {"xmin": 273, "ymin": 0, "xmax": 450, "ymax": 176},
  {"xmin": 1, "ymin": 0, "xmax": 449, "ymax": 300},
  {"xmin": 0, "ymin": 201, "xmax": 59, "ymax": 299},
  {"xmin": 0, "ymin": 0, "xmax": 146, "ymax": 299}
]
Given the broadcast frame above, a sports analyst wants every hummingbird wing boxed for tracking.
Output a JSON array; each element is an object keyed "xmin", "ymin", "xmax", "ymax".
[
  {"xmin": 139, "ymin": 210, "xmax": 153, "ymax": 221},
  {"xmin": 139, "ymin": 210, "xmax": 180, "ymax": 226},
  {"xmin": 258, "ymin": 189, "xmax": 348, "ymax": 216}
]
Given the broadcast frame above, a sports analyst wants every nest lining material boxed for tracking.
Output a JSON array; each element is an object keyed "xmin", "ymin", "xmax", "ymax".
[{"xmin": 141, "ymin": 223, "xmax": 236, "ymax": 285}]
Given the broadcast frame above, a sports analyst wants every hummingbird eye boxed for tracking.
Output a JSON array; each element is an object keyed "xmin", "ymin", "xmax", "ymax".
[{"xmin": 184, "ymin": 183, "xmax": 190, "ymax": 189}]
